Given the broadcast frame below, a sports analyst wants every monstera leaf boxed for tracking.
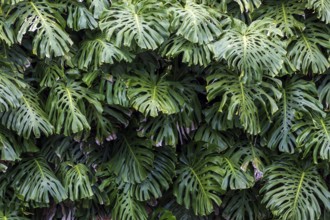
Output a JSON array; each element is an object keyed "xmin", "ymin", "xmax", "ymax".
[
  {"xmin": 99, "ymin": 0, "xmax": 169, "ymax": 50},
  {"xmin": 127, "ymin": 72, "xmax": 188, "ymax": 117},
  {"xmin": 294, "ymin": 114, "xmax": 330, "ymax": 162},
  {"xmin": 222, "ymin": 189, "xmax": 265, "ymax": 220},
  {"xmin": 219, "ymin": 147, "xmax": 255, "ymax": 190},
  {"xmin": 64, "ymin": 0, "xmax": 98, "ymax": 31},
  {"xmin": 160, "ymin": 36, "xmax": 214, "ymax": 66},
  {"xmin": 264, "ymin": 77, "xmax": 324, "ymax": 153},
  {"xmin": 261, "ymin": 156, "xmax": 330, "ymax": 220},
  {"xmin": 0, "ymin": 17, "xmax": 14, "ymax": 45},
  {"xmin": 46, "ymin": 81, "xmax": 103, "ymax": 136},
  {"xmin": 87, "ymin": 0, "xmax": 110, "ymax": 18},
  {"xmin": 109, "ymin": 134, "xmax": 154, "ymax": 184},
  {"xmin": 213, "ymin": 19, "xmax": 286, "ymax": 82},
  {"xmin": 113, "ymin": 191, "xmax": 147, "ymax": 220},
  {"xmin": 174, "ymin": 143, "xmax": 224, "ymax": 216},
  {"xmin": 60, "ymin": 163, "xmax": 94, "ymax": 201},
  {"xmin": 0, "ymin": 72, "xmax": 25, "ymax": 112},
  {"xmin": 234, "ymin": 0, "xmax": 262, "ymax": 12},
  {"xmin": 206, "ymin": 70, "xmax": 282, "ymax": 135},
  {"xmin": 11, "ymin": 157, "xmax": 67, "ymax": 203},
  {"xmin": 306, "ymin": 0, "xmax": 330, "ymax": 23},
  {"xmin": 0, "ymin": 126, "xmax": 20, "ymax": 162},
  {"xmin": 193, "ymin": 124, "xmax": 233, "ymax": 151},
  {"xmin": 0, "ymin": 88, "xmax": 54, "ymax": 139},
  {"xmin": 169, "ymin": 1, "xmax": 223, "ymax": 44},
  {"xmin": 287, "ymin": 18, "xmax": 330, "ymax": 74},
  {"xmin": 318, "ymin": 73, "xmax": 330, "ymax": 110},
  {"xmin": 254, "ymin": 0, "xmax": 305, "ymax": 37},
  {"xmin": 129, "ymin": 146, "xmax": 176, "ymax": 201},
  {"xmin": 7, "ymin": 0, "xmax": 73, "ymax": 58},
  {"xmin": 77, "ymin": 35, "xmax": 134, "ymax": 70}
]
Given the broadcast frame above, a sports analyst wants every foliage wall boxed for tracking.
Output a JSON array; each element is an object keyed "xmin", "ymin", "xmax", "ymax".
[{"xmin": 0, "ymin": 0, "xmax": 330, "ymax": 219}]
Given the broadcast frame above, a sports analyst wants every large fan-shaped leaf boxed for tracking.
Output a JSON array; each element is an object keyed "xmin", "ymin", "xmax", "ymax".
[
  {"xmin": 127, "ymin": 72, "xmax": 187, "ymax": 117},
  {"xmin": 234, "ymin": 0, "xmax": 262, "ymax": 12},
  {"xmin": 307, "ymin": 0, "xmax": 330, "ymax": 23},
  {"xmin": 8, "ymin": 1, "xmax": 73, "ymax": 58},
  {"xmin": 60, "ymin": 163, "xmax": 94, "ymax": 201},
  {"xmin": 0, "ymin": 72, "xmax": 25, "ymax": 112},
  {"xmin": 99, "ymin": 0, "xmax": 169, "ymax": 50},
  {"xmin": 222, "ymin": 189, "xmax": 264, "ymax": 220},
  {"xmin": 138, "ymin": 104, "xmax": 200, "ymax": 147},
  {"xmin": 11, "ymin": 157, "xmax": 67, "ymax": 203},
  {"xmin": 261, "ymin": 157, "xmax": 330, "ymax": 220},
  {"xmin": 219, "ymin": 147, "xmax": 255, "ymax": 190},
  {"xmin": 0, "ymin": 126, "xmax": 20, "ymax": 162},
  {"xmin": 77, "ymin": 36, "xmax": 134, "ymax": 70},
  {"xmin": 193, "ymin": 124, "xmax": 232, "ymax": 151},
  {"xmin": 46, "ymin": 81, "xmax": 103, "ymax": 136},
  {"xmin": 113, "ymin": 191, "xmax": 147, "ymax": 220},
  {"xmin": 294, "ymin": 114, "xmax": 330, "ymax": 162},
  {"xmin": 264, "ymin": 77, "xmax": 324, "ymax": 153},
  {"xmin": 213, "ymin": 19, "xmax": 285, "ymax": 82},
  {"xmin": 317, "ymin": 73, "xmax": 330, "ymax": 110},
  {"xmin": 109, "ymin": 134, "xmax": 154, "ymax": 184},
  {"xmin": 206, "ymin": 70, "xmax": 282, "ymax": 135},
  {"xmin": 0, "ymin": 17, "xmax": 14, "ymax": 45},
  {"xmin": 169, "ymin": 1, "xmax": 223, "ymax": 44},
  {"xmin": 174, "ymin": 143, "xmax": 224, "ymax": 216},
  {"xmin": 65, "ymin": 1, "xmax": 98, "ymax": 31},
  {"xmin": 0, "ymin": 88, "xmax": 53, "ymax": 139},
  {"xmin": 287, "ymin": 18, "xmax": 330, "ymax": 74},
  {"xmin": 129, "ymin": 147, "xmax": 176, "ymax": 201},
  {"xmin": 87, "ymin": 0, "xmax": 110, "ymax": 18},
  {"xmin": 160, "ymin": 36, "xmax": 214, "ymax": 66},
  {"xmin": 254, "ymin": 0, "xmax": 305, "ymax": 37}
]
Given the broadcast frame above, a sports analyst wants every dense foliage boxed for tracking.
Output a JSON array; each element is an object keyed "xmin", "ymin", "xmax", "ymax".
[{"xmin": 0, "ymin": 0, "xmax": 330, "ymax": 219}]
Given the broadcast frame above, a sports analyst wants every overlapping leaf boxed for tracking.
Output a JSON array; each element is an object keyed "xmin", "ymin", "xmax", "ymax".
[
  {"xmin": 213, "ymin": 19, "xmax": 286, "ymax": 82},
  {"xmin": 99, "ymin": 0, "xmax": 169, "ymax": 50}
]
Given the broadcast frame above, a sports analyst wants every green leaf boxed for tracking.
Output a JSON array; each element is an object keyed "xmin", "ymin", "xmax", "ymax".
[
  {"xmin": 11, "ymin": 157, "xmax": 67, "ymax": 203},
  {"xmin": 295, "ymin": 114, "xmax": 330, "ymax": 162},
  {"xmin": 87, "ymin": 0, "xmax": 110, "ymax": 18},
  {"xmin": 0, "ymin": 88, "xmax": 54, "ymax": 138},
  {"xmin": 307, "ymin": 0, "xmax": 330, "ymax": 23},
  {"xmin": 287, "ymin": 18, "xmax": 330, "ymax": 74},
  {"xmin": 60, "ymin": 163, "xmax": 94, "ymax": 201},
  {"xmin": 193, "ymin": 124, "xmax": 232, "ymax": 151},
  {"xmin": 77, "ymin": 36, "xmax": 134, "ymax": 70},
  {"xmin": 127, "ymin": 72, "xmax": 186, "ymax": 117},
  {"xmin": 109, "ymin": 134, "xmax": 154, "ymax": 184},
  {"xmin": 113, "ymin": 191, "xmax": 147, "ymax": 220},
  {"xmin": 46, "ymin": 81, "xmax": 103, "ymax": 136},
  {"xmin": 0, "ymin": 17, "xmax": 15, "ymax": 45},
  {"xmin": 129, "ymin": 146, "xmax": 176, "ymax": 201},
  {"xmin": 8, "ymin": 1, "xmax": 73, "ymax": 58},
  {"xmin": 160, "ymin": 36, "xmax": 214, "ymax": 66},
  {"xmin": 222, "ymin": 189, "xmax": 264, "ymax": 220},
  {"xmin": 65, "ymin": 1, "xmax": 98, "ymax": 31},
  {"xmin": 169, "ymin": 1, "xmax": 223, "ymax": 44},
  {"xmin": 264, "ymin": 77, "xmax": 324, "ymax": 153},
  {"xmin": 234, "ymin": 0, "xmax": 262, "ymax": 12},
  {"xmin": 0, "ymin": 72, "xmax": 25, "ymax": 112},
  {"xmin": 99, "ymin": 0, "xmax": 169, "ymax": 50},
  {"xmin": 206, "ymin": 70, "xmax": 282, "ymax": 135},
  {"xmin": 317, "ymin": 73, "xmax": 330, "ymax": 110},
  {"xmin": 261, "ymin": 156, "xmax": 330, "ymax": 220},
  {"xmin": 213, "ymin": 19, "xmax": 286, "ymax": 82},
  {"xmin": 219, "ymin": 147, "xmax": 255, "ymax": 190},
  {"xmin": 174, "ymin": 143, "xmax": 223, "ymax": 216},
  {"xmin": 0, "ymin": 126, "xmax": 20, "ymax": 162},
  {"xmin": 36, "ymin": 62, "xmax": 66, "ymax": 88},
  {"xmin": 254, "ymin": 0, "xmax": 305, "ymax": 37}
]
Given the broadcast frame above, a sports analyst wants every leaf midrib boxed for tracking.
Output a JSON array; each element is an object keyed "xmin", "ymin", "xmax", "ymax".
[{"xmin": 293, "ymin": 171, "xmax": 305, "ymax": 212}]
